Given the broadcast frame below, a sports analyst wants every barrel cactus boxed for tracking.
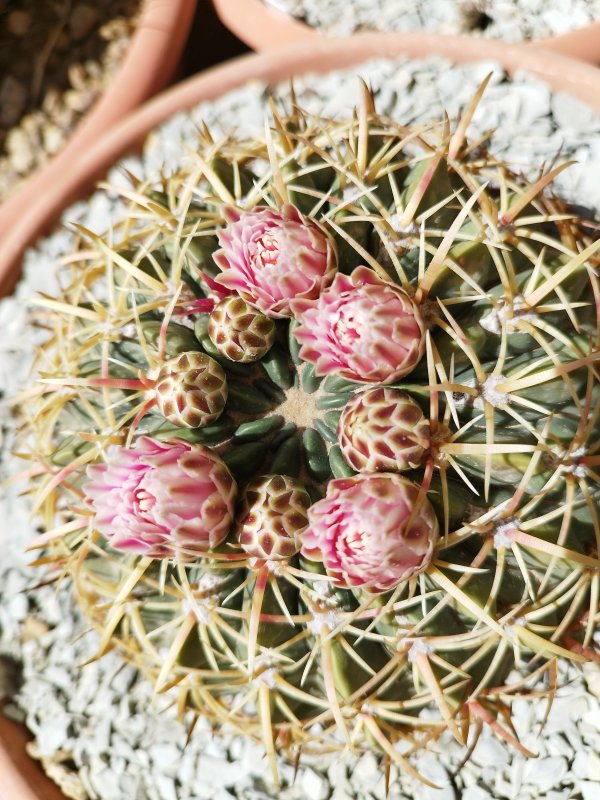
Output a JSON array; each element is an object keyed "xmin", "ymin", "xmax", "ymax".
[{"xmin": 25, "ymin": 79, "xmax": 600, "ymax": 785}]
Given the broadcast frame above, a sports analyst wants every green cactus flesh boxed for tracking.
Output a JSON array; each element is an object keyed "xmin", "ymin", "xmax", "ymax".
[{"xmin": 26, "ymin": 82, "xmax": 600, "ymax": 781}]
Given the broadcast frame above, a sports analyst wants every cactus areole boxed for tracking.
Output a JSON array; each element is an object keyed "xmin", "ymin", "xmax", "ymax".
[{"xmin": 25, "ymin": 81, "xmax": 600, "ymax": 783}]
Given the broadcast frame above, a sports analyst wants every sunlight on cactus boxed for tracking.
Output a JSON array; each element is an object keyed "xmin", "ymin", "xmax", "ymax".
[{"xmin": 22, "ymin": 77, "xmax": 600, "ymax": 788}]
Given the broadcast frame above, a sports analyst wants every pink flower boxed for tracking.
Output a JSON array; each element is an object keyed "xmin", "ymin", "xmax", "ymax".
[
  {"xmin": 83, "ymin": 437, "xmax": 237, "ymax": 560},
  {"xmin": 213, "ymin": 204, "xmax": 336, "ymax": 318},
  {"xmin": 291, "ymin": 266, "xmax": 425, "ymax": 383},
  {"xmin": 301, "ymin": 473, "xmax": 438, "ymax": 593},
  {"xmin": 200, "ymin": 271, "xmax": 235, "ymax": 303}
]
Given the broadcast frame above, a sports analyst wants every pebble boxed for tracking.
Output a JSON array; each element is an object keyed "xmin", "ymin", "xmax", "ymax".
[
  {"xmin": 509, "ymin": 756, "xmax": 526, "ymax": 795},
  {"xmin": 523, "ymin": 756, "xmax": 569, "ymax": 794},
  {"xmin": 493, "ymin": 773, "xmax": 516, "ymax": 797},
  {"xmin": 353, "ymin": 752, "xmax": 381, "ymax": 789},
  {"xmin": 213, "ymin": 791, "xmax": 237, "ymax": 800},
  {"xmin": 583, "ymin": 663, "xmax": 600, "ymax": 698},
  {"xmin": 471, "ymin": 734, "xmax": 510, "ymax": 767},
  {"xmin": 461, "ymin": 788, "xmax": 493, "ymax": 800},
  {"xmin": 328, "ymin": 757, "xmax": 348, "ymax": 782},
  {"xmin": 152, "ymin": 773, "xmax": 179, "ymax": 800},
  {"xmin": 6, "ymin": 590, "xmax": 28, "ymax": 622},
  {"xmin": 547, "ymin": 733, "xmax": 577, "ymax": 758},
  {"xmin": 412, "ymin": 752, "xmax": 456, "ymax": 800},
  {"xmin": 34, "ymin": 709, "xmax": 71, "ymax": 756},
  {"xmin": 89, "ymin": 766, "xmax": 123, "ymax": 799},
  {"xmin": 540, "ymin": 693, "xmax": 590, "ymax": 734},
  {"xmin": 585, "ymin": 751, "xmax": 600, "ymax": 781},
  {"xmin": 300, "ymin": 767, "xmax": 330, "ymax": 800},
  {"xmin": 147, "ymin": 742, "xmax": 182, "ymax": 773},
  {"xmin": 5, "ymin": 127, "xmax": 34, "ymax": 172},
  {"xmin": 331, "ymin": 789, "xmax": 356, "ymax": 800},
  {"xmin": 552, "ymin": 91, "xmax": 600, "ymax": 133},
  {"xmin": 177, "ymin": 749, "xmax": 198, "ymax": 787},
  {"xmin": 580, "ymin": 781, "xmax": 600, "ymax": 800},
  {"xmin": 238, "ymin": 740, "xmax": 270, "ymax": 778},
  {"xmin": 573, "ymin": 750, "xmax": 593, "ymax": 779},
  {"xmin": 583, "ymin": 703, "xmax": 600, "ymax": 732},
  {"xmin": 197, "ymin": 754, "xmax": 235, "ymax": 788}
]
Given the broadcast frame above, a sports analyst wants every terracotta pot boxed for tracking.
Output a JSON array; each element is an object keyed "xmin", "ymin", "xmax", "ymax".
[
  {"xmin": 2, "ymin": 30, "xmax": 600, "ymax": 796},
  {"xmin": 212, "ymin": 0, "xmax": 600, "ymax": 64},
  {"xmin": 0, "ymin": 703, "xmax": 66, "ymax": 800},
  {"xmin": 0, "ymin": 0, "xmax": 198, "ymax": 297}
]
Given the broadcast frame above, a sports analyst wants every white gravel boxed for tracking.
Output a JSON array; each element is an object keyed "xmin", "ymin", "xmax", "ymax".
[
  {"xmin": 262, "ymin": 0, "xmax": 600, "ymax": 41},
  {"xmin": 2, "ymin": 55, "xmax": 600, "ymax": 800}
]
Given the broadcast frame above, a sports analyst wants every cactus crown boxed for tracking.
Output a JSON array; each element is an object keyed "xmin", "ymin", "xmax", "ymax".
[{"xmin": 25, "ymin": 78, "xmax": 600, "ymax": 785}]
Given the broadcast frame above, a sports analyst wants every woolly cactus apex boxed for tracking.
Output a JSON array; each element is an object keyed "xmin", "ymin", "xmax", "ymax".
[
  {"xmin": 208, "ymin": 296, "xmax": 276, "ymax": 363},
  {"xmin": 154, "ymin": 351, "xmax": 227, "ymax": 428},
  {"xmin": 83, "ymin": 437, "xmax": 237, "ymax": 558},
  {"xmin": 338, "ymin": 388, "xmax": 430, "ymax": 472},
  {"xmin": 237, "ymin": 474, "xmax": 310, "ymax": 561},
  {"xmin": 301, "ymin": 473, "xmax": 439, "ymax": 592},
  {"xmin": 291, "ymin": 266, "xmax": 425, "ymax": 383},
  {"xmin": 213, "ymin": 204, "xmax": 337, "ymax": 318}
]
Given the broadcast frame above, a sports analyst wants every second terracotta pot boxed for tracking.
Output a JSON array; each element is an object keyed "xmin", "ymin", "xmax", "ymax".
[{"xmin": 212, "ymin": 0, "xmax": 600, "ymax": 64}]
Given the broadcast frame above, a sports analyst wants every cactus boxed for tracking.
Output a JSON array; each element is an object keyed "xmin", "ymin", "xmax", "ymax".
[{"xmin": 24, "ymin": 79, "xmax": 600, "ymax": 785}]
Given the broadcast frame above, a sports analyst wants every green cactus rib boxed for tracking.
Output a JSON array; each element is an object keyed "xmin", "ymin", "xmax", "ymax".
[{"xmin": 24, "ymin": 80, "xmax": 600, "ymax": 782}]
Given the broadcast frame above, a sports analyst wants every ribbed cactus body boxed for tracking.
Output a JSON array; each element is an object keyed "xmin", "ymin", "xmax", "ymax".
[{"xmin": 27, "ymin": 82, "xmax": 600, "ymax": 779}]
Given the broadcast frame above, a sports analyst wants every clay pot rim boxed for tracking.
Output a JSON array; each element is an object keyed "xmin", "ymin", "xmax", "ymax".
[
  {"xmin": 212, "ymin": 0, "xmax": 600, "ymax": 64},
  {"xmin": 0, "ymin": 0, "xmax": 198, "ymax": 296},
  {"xmin": 2, "ymin": 26, "xmax": 600, "ymax": 800}
]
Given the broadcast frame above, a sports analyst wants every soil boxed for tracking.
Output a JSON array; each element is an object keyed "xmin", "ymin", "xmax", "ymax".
[{"xmin": 0, "ymin": 0, "xmax": 142, "ymax": 202}]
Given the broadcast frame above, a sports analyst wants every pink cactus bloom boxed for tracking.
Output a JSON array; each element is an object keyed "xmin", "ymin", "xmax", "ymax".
[
  {"xmin": 291, "ymin": 266, "xmax": 425, "ymax": 383},
  {"xmin": 213, "ymin": 204, "xmax": 336, "ymax": 318},
  {"xmin": 301, "ymin": 473, "xmax": 439, "ymax": 593},
  {"xmin": 200, "ymin": 270, "xmax": 235, "ymax": 303},
  {"xmin": 83, "ymin": 436, "xmax": 237, "ymax": 560}
]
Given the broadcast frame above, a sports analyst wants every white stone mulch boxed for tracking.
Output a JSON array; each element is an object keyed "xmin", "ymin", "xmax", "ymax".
[
  {"xmin": 1, "ymin": 55, "xmax": 600, "ymax": 800},
  {"xmin": 261, "ymin": 0, "xmax": 600, "ymax": 42}
]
